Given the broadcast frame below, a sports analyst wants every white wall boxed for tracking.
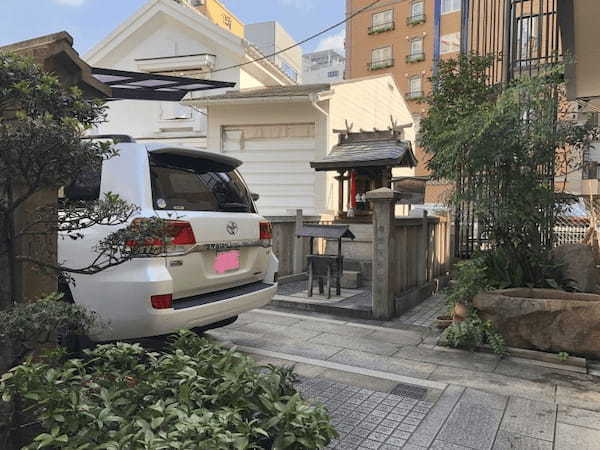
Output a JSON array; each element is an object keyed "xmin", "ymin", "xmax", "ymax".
[
  {"xmin": 207, "ymin": 102, "xmax": 325, "ymax": 216},
  {"xmin": 323, "ymin": 75, "xmax": 417, "ymax": 214},
  {"xmin": 303, "ymin": 62, "xmax": 345, "ymax": 84},
  {"xmin": 87, "ymin": 9, "xmax": 245, "ymax": 145}
]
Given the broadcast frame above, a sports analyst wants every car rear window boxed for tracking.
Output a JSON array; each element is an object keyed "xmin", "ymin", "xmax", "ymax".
[{"xmin": 149, "ymin": 153, "xmax": 255, "ymax": 213}]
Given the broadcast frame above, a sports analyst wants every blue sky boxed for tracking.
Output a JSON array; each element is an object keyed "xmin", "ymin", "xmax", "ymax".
[{"xmin": 0, "ymin": 0, "xmax": 345, "ymax": 56}]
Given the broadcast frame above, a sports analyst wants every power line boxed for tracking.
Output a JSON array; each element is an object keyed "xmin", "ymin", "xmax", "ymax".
[{"xmin": 209, "ymin": 0, "xmax": 383, "ymax": 75}]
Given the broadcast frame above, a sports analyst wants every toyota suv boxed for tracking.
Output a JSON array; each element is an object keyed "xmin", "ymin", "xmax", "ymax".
[{"xmin": 58, "ymin": 138, "xmax": 278, "ymax": 342}]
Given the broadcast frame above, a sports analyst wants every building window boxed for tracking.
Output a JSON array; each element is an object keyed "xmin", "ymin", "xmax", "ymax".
[
  {"xmin": 328, "ymin": 71, "xmax": 340, "ymax": 78},
  {"xmin": 441, "ymin": 0, "xmax": 461, "ymax": 14},
  {"xmin": 370, "ymin": 9, "xmax": 394, "ymax": 34},
  {"xmin": 369, "ymin": 46, "xmax": 393, "ymax": 70},
  {"xmin": 281, "ymin": 62, "xmax": 298, "ymax": 81},
  {"xmin": 515, "ymin": 15, "xmax": 540, "ymax": 64},
  {"xmin": 440, "ymin": 32, "xmax": 461, "ymax": 54},
  {"xmin": 406, "ymin": 38, "xmax": 425, "ymax": 63},
  {"xmin": 407, "ymin": 1, "xmax": 426, "ymax": 25},
  {"xmin": 407, "ymin": 76, "xmax": 423, "ymax": 99}
]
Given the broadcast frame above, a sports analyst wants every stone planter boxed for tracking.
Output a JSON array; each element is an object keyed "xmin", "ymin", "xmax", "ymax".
[{"xmin": 474, "ymin": 288, "xmax": 600, "ymax": 359}]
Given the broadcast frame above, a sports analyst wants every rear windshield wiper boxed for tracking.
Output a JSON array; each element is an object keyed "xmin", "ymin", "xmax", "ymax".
[{"xmin": 221, "ymin": 202, "xmax": 250, "ymax": 212}]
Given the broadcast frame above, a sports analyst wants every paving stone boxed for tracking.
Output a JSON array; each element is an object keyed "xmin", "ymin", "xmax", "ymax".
[
  {"xmin": 429, "ymin": 440, "xmax": 473, "ymax": 450},
  {"xmin": 558, "ymin": 405, "xmax": 600, "ymax": 430},
  {"xmin": 237, "ymin": 311, "xmax": 303, "ymax": 327},
  {"xmin": 308, "ymin": 332, "xmax": 401, "ymax": 356},
  {"xmin": 255, "ymin": 340, "xmax": 344, "ymax": 360},
  {"xmin": 556, "ymin": 385, "xmax": 600, "ymax": 413},
  {"xmin": 361, "ymin": 439, "xmax": 383, "ymax": 449},
  {"xmin": 499, "ymin": 397, "xmax": 556, "ymax": 441},
  {"xmin": 406, "ymin": 385, "xmax": 465, "ymax": 448},
  {"xmin": 396, "ymin": 345, "xmax": 500, "ymax": 373},
  {"xmin": 364, "ymin": 329, "xmax": 424, "ymax": 346},
  {"xmin": 429, "ymin": 365, "xmax": 555, "ymax": 403},
  {"xmin": 492, "ymin": 430, "xmax": 553, "ymax": 450},
  {"xmin": 327, "ymin": 349, "xmax": 438, "ymax": 379},
  {"xmin": 384, "ymin": 437, "xmax": 407, "ymax": 447},
  {"xmin": 295, "ymin": 320, "xmax": 375, "ymax": 337},
  {"xmin": 555, "ymin": 422, "xmax": 600, "ymax": 450},
  {"xmin": 436, "ymin": 388, "xmax": 506, "ymax": 449}
]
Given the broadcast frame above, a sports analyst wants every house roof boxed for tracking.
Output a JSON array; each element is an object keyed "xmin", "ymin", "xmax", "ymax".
[
  {"xmin": 311, "ymin": 131, "xmax": 417, "ymax": 171},
  {"xmin": 0, "ymin": 31, "xmax": 111, "ymax": 99},
  {"xmin": 190, "ymin": 83, "xmax": 331, "ymax": 104}
]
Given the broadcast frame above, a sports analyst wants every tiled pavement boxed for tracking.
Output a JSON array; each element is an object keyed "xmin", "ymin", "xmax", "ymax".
[
  {"xmin": 207, "ymin": 303, "xmax": 600, "ymax": 449},
  {"xmin": 296, "ymin": 377, "xmax": 433, "ymax": 450},
  {"xmin": 396, "ymin": 295, "xmax": 447, "ymax": 328}
]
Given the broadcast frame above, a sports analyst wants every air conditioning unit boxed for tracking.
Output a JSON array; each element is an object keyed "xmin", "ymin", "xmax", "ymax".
[{"xmin": 191, "ymin": 0, "xmax": 203, "ymax": 5}]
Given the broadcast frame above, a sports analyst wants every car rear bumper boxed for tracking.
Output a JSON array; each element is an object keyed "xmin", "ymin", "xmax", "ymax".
[{"xmin": 91, "ymin": 281, "xmax": 276, "ymax": 341}]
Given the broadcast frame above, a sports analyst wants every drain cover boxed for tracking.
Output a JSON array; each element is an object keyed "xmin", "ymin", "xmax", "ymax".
[{"xmin": 390, "ymin": 383, "xmax": 428, "ymax": 400}]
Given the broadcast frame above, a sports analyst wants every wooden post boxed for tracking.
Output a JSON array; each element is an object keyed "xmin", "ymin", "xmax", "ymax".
[
  {"xmin": 366, "ymin": 187, "xmax": 399, "ymax": 320},
  {"xmin": 417, "ymin": 210, "xmax": 428, "ymax": 285},
  {"xmin": 335, "ymin": 170, "xmax": 345, "ymax": 218},
  {"xmin": 293, "ymin": 209, "xmax": 304, "ymax": 274}
]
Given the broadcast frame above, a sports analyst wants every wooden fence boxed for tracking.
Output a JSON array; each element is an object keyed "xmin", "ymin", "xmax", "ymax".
[{"xmin": 391, "ymin": 214, "xmax": 451, "ymax": 297}]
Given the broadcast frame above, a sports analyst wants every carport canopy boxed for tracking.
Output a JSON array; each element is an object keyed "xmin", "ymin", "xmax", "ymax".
[{"xmin": 91, "ymin": 67, "xmax": 235, "ymax": 101}]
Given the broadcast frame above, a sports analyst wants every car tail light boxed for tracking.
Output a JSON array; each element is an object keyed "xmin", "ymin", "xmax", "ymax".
[
  {"xmin": 151, "ymin": 294, "xmax": 173, "ymax": 309},
  {"xmin": 259, "ymin": 221, "xmax": 272, "ymax": 240},
  {"xmin": 169, "ymin": 221, "xmax": 196, "ymax": 245},
  {"xmin": 126, "ymin": 219, "xmax": 196, "ymax": 253}
]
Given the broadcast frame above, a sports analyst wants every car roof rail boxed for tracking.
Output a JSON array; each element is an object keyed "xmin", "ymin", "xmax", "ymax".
[{"xmin": 81, "ymin": 134, "xmax": 137, "ymax": 144}]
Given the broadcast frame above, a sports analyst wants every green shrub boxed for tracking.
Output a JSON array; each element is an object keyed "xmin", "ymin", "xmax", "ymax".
[
  {"xmin": 0, "ymin": 293, "xmax": 95, "ymax": 368},
  {"xmin": 0, "ymin": 331, "xmax": 337, "ymax": 449},
  {"xmin": 443, "ymin": 315, "xmax": 507, "ymax": 356},
  {"xmin": 446, "ymin": 257, "xmax": 490, "ymax": 309}
]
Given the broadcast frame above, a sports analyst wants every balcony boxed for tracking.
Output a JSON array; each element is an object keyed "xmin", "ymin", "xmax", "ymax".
[
  {"xmin": 405, "ymin": 91, "xmax": 424, "ymax": 100},
  {"xmin": 368, "ymin": 59, "xmax": 394, "ymax": 71},
  {"xmin": 406, "ymin": 14, "xmax": 426, "ymax": 26},
  {"xmin": 368, "ymin": 22, "xmax": 395, "ymax": 35},
  {"xmin": 406, "ymin": 53, "xmax": 426, "ymax": 63}
]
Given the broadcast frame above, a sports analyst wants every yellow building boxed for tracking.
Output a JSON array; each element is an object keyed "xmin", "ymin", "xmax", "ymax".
[{"xmin": 181, "ymin": 0, "xmax": 245, "ymax": 38}]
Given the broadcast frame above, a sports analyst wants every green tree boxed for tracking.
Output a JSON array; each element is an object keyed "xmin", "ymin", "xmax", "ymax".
[
  {"xmin": 0, "ymin": 53, "xmax": 160, "ymax": 308},
  {"xmin": 420, "ymin": 54, "xmax": 598, "ymax": 286}
]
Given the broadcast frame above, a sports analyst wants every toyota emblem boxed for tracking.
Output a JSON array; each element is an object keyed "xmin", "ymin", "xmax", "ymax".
[{"xmin": 226, "ymin": 221, "xmax": 238, "ymax": 236}]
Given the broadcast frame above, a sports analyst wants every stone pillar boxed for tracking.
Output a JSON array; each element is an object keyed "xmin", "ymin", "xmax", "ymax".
[
  {"xmin": 293, "ymin": 209, "xmax": 304, "ymax": 274},
  {"xmin": 366, "ymin": 187, "xmax": 399, "ymax": 320}
]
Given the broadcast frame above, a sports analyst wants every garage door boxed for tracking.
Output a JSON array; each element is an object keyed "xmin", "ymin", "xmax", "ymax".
[{"xmin": 222, "ymin": 123, "xmax": 318, "ymax": 216}]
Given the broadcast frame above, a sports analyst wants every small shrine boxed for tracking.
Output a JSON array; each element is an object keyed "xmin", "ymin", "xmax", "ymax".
[{"xmin": 310, "ymin": 118, "xmax": 417, "ymax": 220}]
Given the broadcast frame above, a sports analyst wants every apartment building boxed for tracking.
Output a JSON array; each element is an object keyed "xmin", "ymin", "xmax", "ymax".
[
  {"xmin": 246, "ymin": 21, "xmax": 303, "ymax": 82},
  {"xmin": 303, "ymin": 50, "xmax": 346, "ymax": 84},
  {"xmin": 345, "ymin": 0, "xmax": 462, "ymax": 178},
  {"xmin": 177, "ymin": 0, "xmax": 244, "ymax": 37}
]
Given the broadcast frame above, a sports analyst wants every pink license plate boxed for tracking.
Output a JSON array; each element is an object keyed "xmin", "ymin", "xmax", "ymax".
[{"xmin": 214, "ymin": 250, "xmax": 241, "ymax": 274}]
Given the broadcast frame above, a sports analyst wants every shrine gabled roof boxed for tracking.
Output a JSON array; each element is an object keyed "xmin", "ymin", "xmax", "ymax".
[{"xmin": 310, "ymin": 136, "xmax": 417, "ymax": 171}]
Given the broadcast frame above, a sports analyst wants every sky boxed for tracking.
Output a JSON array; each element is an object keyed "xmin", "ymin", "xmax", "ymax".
[{"xmin": 0, "ymin": 0, "xmax": 346, "ymax": 57}]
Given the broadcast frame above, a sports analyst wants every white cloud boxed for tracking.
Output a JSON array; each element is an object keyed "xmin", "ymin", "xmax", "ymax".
[
  {"xmin": 315, "ymin": 29, "xmax": 345, "ymax": 54},
  {"xmin": 53, "ymin": 0, "xmax": 86, "ymax": 6},
  {"xmin": 277, "ymin": 0, "xmax": 315, "ymax": 13}
]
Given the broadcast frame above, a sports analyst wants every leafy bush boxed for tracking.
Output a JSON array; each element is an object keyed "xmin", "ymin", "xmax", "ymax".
[
  {"xmin": 443, "ymin": 315, "xmax": 507, "ymax": 356},
  {"xmin": 1, "ymin": 331, "xmax": 337, "ymax": 449},
  {"xmin": 0, "ymin": 293, "xmax": 95, "ymax": 369},
  {"xmin": 446, "ymin": 257, "xmax": 490, "ymax": 308}
]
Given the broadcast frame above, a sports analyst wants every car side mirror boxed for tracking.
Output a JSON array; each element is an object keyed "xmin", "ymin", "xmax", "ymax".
[{"xmin": 251, "ymin": 192, "xmax": 260, "ymax": 202}]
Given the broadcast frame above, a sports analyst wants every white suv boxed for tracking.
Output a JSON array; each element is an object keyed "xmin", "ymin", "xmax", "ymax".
[{"xmin": 59, "ymin": 139, "xmax": 278, "ymax": 342}]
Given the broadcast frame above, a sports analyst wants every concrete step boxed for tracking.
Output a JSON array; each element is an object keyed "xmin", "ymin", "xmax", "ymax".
[{"xmin": 341, "ymin": 270, "xmax": 361, "ymax": 289}]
